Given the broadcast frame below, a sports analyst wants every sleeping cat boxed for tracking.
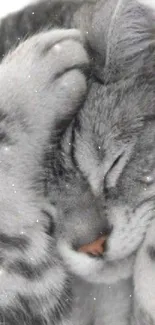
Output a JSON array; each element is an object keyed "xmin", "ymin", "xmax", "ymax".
[
  {"xmin": 0, "ymin": 27, "xmax": 89, "ymax": 324},
  {"xmin": 1, "ymin": 0, "xmax": 155, "ymax": 324}
]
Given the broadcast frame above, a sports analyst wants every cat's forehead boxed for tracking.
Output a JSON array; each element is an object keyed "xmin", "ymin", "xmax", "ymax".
[{"xmin": 74, "ymin": 120, "xmax": 155, "ymax": 202}]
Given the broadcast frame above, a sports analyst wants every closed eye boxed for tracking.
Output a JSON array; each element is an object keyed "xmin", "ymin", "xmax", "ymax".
[{"xmin": 103, "ymin": 153, "xmax": 124, "ymax": 197}]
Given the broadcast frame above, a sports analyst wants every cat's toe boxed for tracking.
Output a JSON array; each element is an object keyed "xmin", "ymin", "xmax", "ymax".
[{"xmin": 41, "ymin": 29, "xmax": 89, "ymax": 82}]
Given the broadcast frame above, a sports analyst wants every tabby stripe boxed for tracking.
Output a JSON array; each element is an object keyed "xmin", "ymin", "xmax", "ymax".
[
  {"xmin": 0, "ymin": 130, "xmax": 10, "ymax": 142},
  {"xmin": 143, "ymin": 114, "xmax": 155, "ymax": 122},
  {"xmin": 70, "ymin": 121, "xmax": 76, "ymax": 168},
  {"xmin": 70, "ymin": 115, "xmax": 82, "ymax": 169},
  {"xmin": 41, "ymin": 209, "xmax": 55, "ymax": 236},
  {"xmin": 52, "ymin": 278, "xmax": 72, "ymax": 323},
  {"xmin": 8, "ymin": 259, "xmax": 51, "ymax": 280},
  {"xmin": 0, "ymin": 112, "xmax": 10, "ymax": 143},
  {"xmin": 0, "ymin": 280, "xmax": 72, "ymax": 325},
  {"xmin": 0, "ymin": 233, "xmax": 29, "ymax": 251},
  {"xmin": 133, "ymin": 195, "xmax": 155, "ymax": 212},
  {"xmin": 147, "ymin": 245, "xmax": 155, "ymax": 261},
  {"xmin": 0, "ymin": 112, "xmax": 8, "ymax": 122}
]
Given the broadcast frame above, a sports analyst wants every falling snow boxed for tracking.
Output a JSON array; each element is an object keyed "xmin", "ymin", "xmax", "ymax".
[{"xmin": 4, "ymin": 146, "xmax": 9, "ymax": 152}]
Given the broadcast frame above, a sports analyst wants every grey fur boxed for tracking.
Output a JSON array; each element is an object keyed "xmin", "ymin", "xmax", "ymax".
[
  {"xmin": 0, "ymin": 27, "xmax": 89, "ymax": 324},
  {"xmin": 49, "ymin": 1, "xmax": 155, "ymax": 324},
  {"xmin": 1, "ymin": 0, "xmax": 155, "ymax": 324}
]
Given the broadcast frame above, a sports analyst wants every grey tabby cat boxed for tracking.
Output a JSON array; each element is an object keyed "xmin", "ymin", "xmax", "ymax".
[
  {"xmin": 0, "ymin": 26, "xmax": 89, "ymax": 324},
  {"xmin": 1, "ymin": 0, "xmax": 155, "ymax": 324}
]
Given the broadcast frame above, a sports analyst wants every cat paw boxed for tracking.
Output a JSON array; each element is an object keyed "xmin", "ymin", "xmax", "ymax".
[
  {"xmin": 1, "ymin": 29, "xmax": 89, "ymax": 131},
  {"xmin": 26, "ymin": 28, "xmax": 89, "ymax": 92}
]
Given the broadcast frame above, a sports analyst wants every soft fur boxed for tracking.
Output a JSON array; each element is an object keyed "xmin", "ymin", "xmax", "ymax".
[
  {"xmin": 1, "ymin": 0, "xmax": 155, "ymax": 324},
  {"xmin": 0, "ymin": 27, "xmax": 89, "ymax": 324}
]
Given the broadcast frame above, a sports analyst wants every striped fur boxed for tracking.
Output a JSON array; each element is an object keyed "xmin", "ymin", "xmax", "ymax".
[
  {"xmin": 0, "ymin": 26, "xmax": 89, "ymax": 324},
  {"xmin": 1, "ymin": 0, "xmax": 155, "ymax": 325}
]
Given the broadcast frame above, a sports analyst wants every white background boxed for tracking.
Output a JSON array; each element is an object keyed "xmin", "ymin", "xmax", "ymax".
[{"xmin": 0, "ymin": 0, "xmax": 34, "ymax": 19}]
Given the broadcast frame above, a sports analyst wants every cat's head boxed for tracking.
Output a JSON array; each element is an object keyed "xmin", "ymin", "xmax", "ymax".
[
  {"xmin": 56, "ymin": 0, "xmax": 155, "ymax": 283},
  {"xmin": 55, "ymin": 78, "xmax": 155, "ymax": 284}
]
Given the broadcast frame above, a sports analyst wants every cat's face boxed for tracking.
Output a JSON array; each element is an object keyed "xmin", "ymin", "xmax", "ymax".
[
  {"xmin": 53, "ymin": 169, "xmax": 112, "ymax": 248},
  {"xmin": 78, "ymin": 82, "xmax": 155, "ymax": 255},
  {"xmin": 49, "ymin": 0, "xmax": 155, "ymax": 284},
  {"xmin": 57, "ymin": 80, "xmax": 155, "ymax": 284}
]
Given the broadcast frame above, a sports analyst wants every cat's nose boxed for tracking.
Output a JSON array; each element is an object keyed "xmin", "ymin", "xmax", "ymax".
[{"xmin": 78, "ymin": 226, "xmax": 113, "ymax": 257}]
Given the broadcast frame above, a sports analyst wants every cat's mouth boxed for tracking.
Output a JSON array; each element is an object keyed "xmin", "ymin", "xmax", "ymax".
[{"xmin": 77, "ymin": 236, "xmax": 107, "ymax": 257}]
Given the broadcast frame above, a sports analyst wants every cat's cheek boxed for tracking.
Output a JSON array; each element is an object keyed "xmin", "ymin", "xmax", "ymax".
[{"xmin": 57, "ymin": 240, "xmax": 134, "ymax": 284}]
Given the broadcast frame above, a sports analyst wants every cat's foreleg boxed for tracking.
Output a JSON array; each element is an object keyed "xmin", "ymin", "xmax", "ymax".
[
  {"xmin": 132, "ymin": 218, "xmax": 155, "ymax": 324},
  {"xmin": 0, "ymin": 28, "xmax": 89, "ymax": 179}
]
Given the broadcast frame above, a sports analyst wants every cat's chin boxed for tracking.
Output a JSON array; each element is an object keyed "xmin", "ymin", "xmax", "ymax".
[{"xmin": 57, "ymin": 240, "xmax": 135, "ymax": 284}]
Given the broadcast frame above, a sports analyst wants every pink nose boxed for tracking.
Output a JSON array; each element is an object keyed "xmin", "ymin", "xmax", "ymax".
[{"xmin": 78, "ymin": 236, "xmax": 106, "ymax": 256}]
